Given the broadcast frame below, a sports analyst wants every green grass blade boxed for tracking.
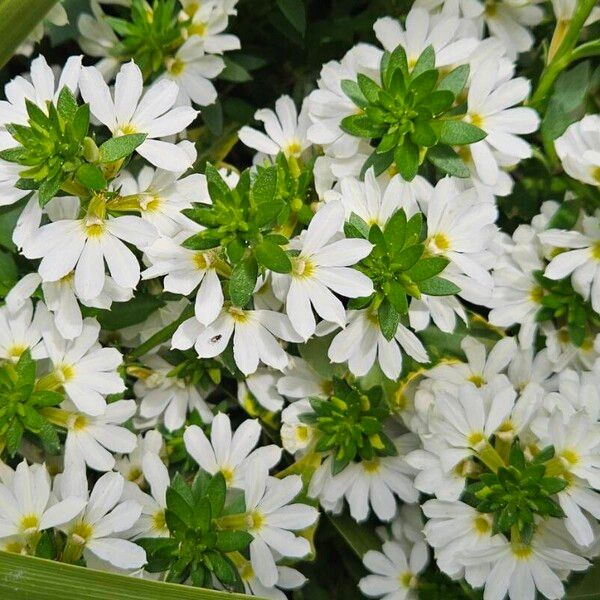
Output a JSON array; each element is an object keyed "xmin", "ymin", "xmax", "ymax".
[
  {"xmin": 0, "ymin": 551, "xmax": 260, "ymax": 600},
  {"xmin": 0, "ymin": 0, "xmax": 58, "ymax": 68}
]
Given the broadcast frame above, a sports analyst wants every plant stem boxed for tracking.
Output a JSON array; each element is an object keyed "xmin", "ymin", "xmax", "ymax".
[
  {"xmin": 127, "ymin": 303, "xmax": 195, "ymax": 362},
  {"xmin": 530, "ymin": 0, "xmax": 598, "ymax": 109},
  {"xmin": 0, "ymin": 0, "xmax": 58, "ymax": 69}
]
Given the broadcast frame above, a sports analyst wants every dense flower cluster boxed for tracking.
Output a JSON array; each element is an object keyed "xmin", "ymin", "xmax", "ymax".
[{"xmin": 0, "ymin": 0, "xmax": 599, "ymax": 598}]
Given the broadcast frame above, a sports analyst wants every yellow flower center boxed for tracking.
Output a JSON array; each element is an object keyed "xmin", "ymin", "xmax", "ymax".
[
  {"xmin": 529, "ymin": 285, "xmax": 544, "ymax": 303},
  {"xmin": 561, "ymin": 448, "xmax": 579, "ymax": 466},
  {"xmin": 183, "ymin": 2, "xmax": 199, "ymax": 17},
  {"xmin": 228, "ymin": 307, "xmax": 248, "ymax": 323},
  {"xmin": 292, "ymin": 257, "xmax": 314, "ymax": 278},
  {"xmin": 4, "ymin": 541, "xmax": 26, "ymax": 553},
  {"xmin": 284, "ymin": 140, "xmax": 302, "ymax": 157},
  {"xmin": 468, "ymin": 431, "xmax": 485, "ymax": 447},
  {"xmin": 152, "ymin": 509, "xmax": 167, "ymax": 532},
  {"xmin": 296, "ymin": 425, "xmax": 310, "ymax": 442},
  {"xmin": 193, "ymin": 252, "xmax": 210, "ymax": 270},
  {"xmin": 56, "ymin": 364, "xmax": 76, "ymax": 383},
  {"xmin": 592, "ymin": 166, "xmax": 600, "ymax": 184},
  {"xmin": 71, "ymin": 521, "xmax": 94, "ymax": 544},
  {"xmin": 468, "ymin": 374, "xmax": 485, "ymax": 387},
  {"xmin": 168, "ymin": 59, "xmax": 185, "ymax": 76},
  {"xmin": 72, "ymin": 415, "xmax": 89, "ymax": 431},
  {"xmin": 115, "ymin": 123, "xmax": 138, "ymax": 136},
  {"xmin": 188, "ymin": 22, "xmax": 207, "ymax": 37},
  {"xmin": 240, "ymin": 561, "xmax": 254, "ymax": 581},
  {"xmin": 7, "ymin": 344, "xmax": 27, "ymax": 359},
  {"xmin": 469, "ymin": 113, "xmax": 485, "ymax": 129},
  {"xmin": 127, "ymin": 467, "xmax": 142, "ymax": 483},
  {"xmin": 592, "ymin": 242, "xmax": 600, "ymax": 261},
  {"xmin": 473, "ymin": 516, "xmax": 491, "ymax": 535},
  {"xmin": 142, "ymin": 195, "xmax": 162, "ymax": 213},
  {"xmin": 248, "ymin": 510, "xmax": 265, "ymax": 531},
  {"xmin": 362, "ymin": 459, "xmax": 381, "ymax": 473},
  {"xmin": 430, "ymin": 232, "xmax": 450, "ymax": 252},
  {"xmin": 512, "ymin": 543, "xmax": 533, "ymax": 560},
  {"xmin": 484, "ymin": 1, "xmax": 497, "ymax": 17},
  {"xmin": 19, "ymin": 514, "xmax": 40, "ymax": 534},
  {"xmin": 220, "ymin": 467, "xmax": 234, "ymax": 485},
  {"xmin": 399, "ymin": 572, "xmax": 416, "ymax": 588}
]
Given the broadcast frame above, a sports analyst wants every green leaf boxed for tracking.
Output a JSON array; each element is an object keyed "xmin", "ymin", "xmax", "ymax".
[
  {"xmin": 547, "ymin": 199, "xmax": 580, "ymax": 230},
  {"xmin": 341, "ymin": 79, "xmax": 368, "ymax": 109},
  {"xmin": 255, "ymin": 240, "xmax": 291, "ymax": 273},
  {"xmin": 76, "ymin": 164, "xmax": 106, "ymax": 191},
  {"xmin": 387, "ymin": 281, "xmax": 408, "ymax": 314},
  {"xmin": 340, "ymin": 114, "xmax": 385, "ymax": 138},
  {"xmin": 0, "ymin": 248, "xmax": 17, "ymax": 294},
  {"xmin": 419, "ymin": 276, "xmax": 460, "ymax": 296},
  {"xmin": 98, "ymin": 133, "xmax": 147, "ymax": 163},
  {"xmin": 383, "ymin": 209, "xmax": 407, "ymax": 254},
  {"xmin": 251, "ymin": 166, "xmax": 278, "ymax": 206},
  {"xmin": 356, "ymin": 74, "xmax": 381, "ymax": 104},
  {"xmin": 276, "ymin": 0, "xmax": 306, "ymax": 36},
  {"xmin": 57, "ymin": 87, "xmax": 78, "ymax": 121},
  {"xmin": 439, "ymin": 121, "xmax": 487, "ymax": 145},
  {"xmin": 411, "ymin": 45, "xmax": 435, "ymax": 78},
  {"xmin": 394, "ymin": 139, "xmax": 419, "ymax": 181},
  {"xmin": 542, "ymin": 61, "xmax": 590, "ymax": 142},
  {"xmin": 202, "ymin": 101, "xmax": 223, "ymax": 136},
  {"xmin": 0, "ymin": 551, "xmax": 253, "ymax": 599},
  {"xmin": 438, "ymin": 64, "xmax": 470, "ymax": 97},
  {"xmin": 327, "ymin": 513, "xmax": 381, "ymax": 559},
  {"xmin": 406, "ymin": 256, "xmax": 449, "ymax": 281},
  {"xmin": 382, "ymin": 45, "xmax": 408, "ymax": 89},
  {"xmin": 230, "ymin": 256, "xmax": 258, "ymax": 307},
  {"xmin": 219, "ymin": 57, "xmax": 252, "ymax": 83},
  {"xmin": 215, "ymin": 531, "xmax": 253, "ymax": 553},
  {"xmin": 93, "ymin": 294, "xmax": 165, "ymax": 330},
  {"xmin": 378, "ymin": 299, "xmax": 399, "ymax": 341},
  {"xmin": 427, "ymin": 144, "xmax": 470, "ymax": 177}
]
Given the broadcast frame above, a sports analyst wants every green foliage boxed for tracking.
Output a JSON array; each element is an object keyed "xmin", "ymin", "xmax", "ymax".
[
  {"xmin": 347, "ymin": 209, "xmax": 458, "ymax": 341},
  {"xmin": 299, "ymin": 378, "xmax": 397, "ymax": 474},
  {"xmin": 1, "ymin": 88, "xmax": 90, "ymax": 205},
  {"xmin": 0, "ymin": 351, "xmax": 62, "ymax": 456},
  {"xmin": 340, "ymin": 45, "xmax": 484, "ymax": 180},
  {"xmin": 139, "ymin": 472, "xmax": 252, "ymax": 592},
  {"xmin": 106, "ymin": 0, "xmax": 183, "ymax": 80},
  {"xmin": 466, "ymin": 444, "xmax": 566, "ymax": 545},
  {"xmin": 533, "ymin": 270, "xmax": 600, "ymax": 347}
]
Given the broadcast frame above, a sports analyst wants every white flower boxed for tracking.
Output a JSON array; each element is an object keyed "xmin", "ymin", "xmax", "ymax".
[
  {"xmin": 236, "ymin": 556, "xmax": 307, "ymax": 600},
  {"xmin": 337, "ymin": 168, "xmax": 426, "ymax": 229},
  {"xmin": 172, "ymin": 306, "xmax": 302, "ymax": 375},
  {"xmin": 133, "ymin": 354, "xmax": 214, "ymax": 431},
  {"xmin": 422, "ymin": 499, "xmax": 504, "ymax": 588},
  {"xmin": 307, "ymin": 43, "xmax": 382, "ymax": 159},
  {"xmin": 238, "ymin": 369, "xmax": 285, "ymax": 413},
  {"xmin": 280, "ymin": 399, "xmax": 316, "ymax": 455},
  {"xmin": 423, "ymin": 178, "xmax": 497, "ymax": 305},
  {"xmin": 79, "ymin": 61, "xmax": 197, "ymax": 171},
  {"xmin": 328, "ymin": 309, "xmax": 429, "ymax": 380},
  {"xmin": 426, "ymin": 336, "xmax": 516, "ymax": 391},
  {"xmin": 359, "ymin": 540, "xmax": 427, "ymax": 600},
  {"xmin": 122, "ymin": 453, "xmax": 170, "ymax": 539},
  {"xmin": 39, "ymin": 316, "xmax": 125, "ymax": 416},
  {"xmin": 275, "ymin": 200, "xmax": 373, "ymax": 340},
  {"xmin": 115, "ymin": 429, "xmax": 164, "ymax": 486},
  {"xmin": 239, "ymin": 95, "xmax": 310, "ymax": 159},
  {"xmin": 374, "ymin": 7, "xmax": 478, "ymax": 69},
  {"xmin": 22, "ymin": 212, "xmax": 157, "ymax": 302},
  {"xmin": 244, "ymin": 461, "xmax": 318, "ymax": 587},
  {"xmin": 555, "ymin": 115, "xmax": 600, "ymax": 185},
  {"xmin": 0, "ymin": 299, "xmax": 45, "ymax": 362},
  {"xmin": 276, "ymin": 356, "xmax": 330, "ymax": 400},
  {"xmin": 114, "ymin": 144, "xmax": 202, "ymax": 236},
  {"xmin": 483, "ymin": 1, "xmax": 545, "ymax": 58},
  {"xmin": 64, "ymin": 400, "xmax": 138, "ymax": 472},
  {"xmin": 185, "ymin": 2, "xmax": 241, "ymax": 54},
  {"xmin": 163, "ymin": 37, "xmax": 225, "ymax": 107},
  {"xmin": 58, "ymin": 466, "xmax": 146, "ymax": 569},
  {"xmin": 464, "ymin": 58, "xmax": 540, "ymax": 188},
  {"xmin": 489, "ymin": 225, "xmax": 546, "ymax": 347},
  {"xmin": 540, "ymin": 216, "xmax": 600, "ymax": 313},
  {"xmin": 142, "ymin": 233, "xmax": 224, "ymax": 327},
  {"xmin": 77, "ymin": 1, "xmax": 121, "ymax": 80},
  {"xmin": 459, "ymin": 533, "xmax": 589, "ymax": 600},
  {"xmin": 0, "ymin": 54, "xmax": 81, "ymax": 127},
  {"xmin": 342, "ymin": 435, "xmax": 420, "ymax": 523},
  {"xmin": 0, "ymin": 461, "xmax": 85, "ymax": 539},
  {"xmin": 184, "ymin": 412, "xmax": 281, "ymax": 489}
]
